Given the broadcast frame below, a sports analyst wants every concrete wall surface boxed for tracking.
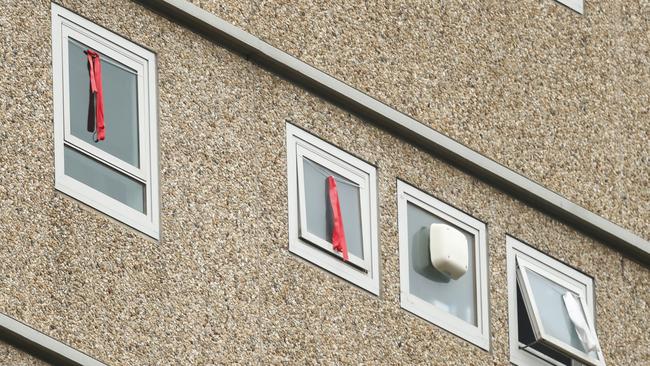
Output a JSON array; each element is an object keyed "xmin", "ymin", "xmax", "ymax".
[
  {"xmin": 189, "ymin": 0, "xmax": 650, "ymax": 240},
  {"xmin": 0, "ymin": 0, "xmax": 648, "ymax": 365},
  {"xmin": 0, "ymin": 340, "xmax": 48, "ymax": 366}
]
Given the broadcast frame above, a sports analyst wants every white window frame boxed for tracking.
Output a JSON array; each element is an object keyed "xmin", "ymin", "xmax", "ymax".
[
  {"xmin": 286, "ymin": 123, "xmax": 379, "ymax": 295},
  {"xmin": 507, "ymin": 236, "xmax": 606, "ymax": 366},
  {"xmin": 555, "ymin": 0, "xmax": 584, "ymax": 14},
  {"xmin": 397, "ymin": 180, "xmax": 490, "ymax": 350},
  {"xmin": 296, "ymin": 144, "xmax": 371, "ymax": 269},
  {"xmin": 51, "ymin": 3, "xmax": 159, "ymax": 239}
]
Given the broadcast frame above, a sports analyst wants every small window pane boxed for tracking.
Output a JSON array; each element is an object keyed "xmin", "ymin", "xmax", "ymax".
[
  {"xmin": 525, "ymin": 268, "xmax": 586, "ymax": 352},
  {"xmin": 302, "ymin": 158, "xmax": 364, "ymax": 259},
  {"xmin": 517, "ymin": 286, "xmax": 572, "ymax": 365},
  {"xmin": 406, "ymin": 202, "xmax": 477, "ymax": 325},
  {"xmin": 68, "ymin": 39, "xmax": 140, "ymax": 167},
  {"xmin": 64, "ymin": 146, "xmax": 145, "ymax": 213}
]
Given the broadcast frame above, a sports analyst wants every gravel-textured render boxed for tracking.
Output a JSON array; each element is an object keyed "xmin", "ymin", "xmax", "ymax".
[{"xmin": 0, "ymin": 1, "xmax": 647, "ymax": 365}]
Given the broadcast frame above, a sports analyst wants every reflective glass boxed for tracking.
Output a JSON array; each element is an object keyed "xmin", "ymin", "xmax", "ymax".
[
  {"xmin": 68, "ymin": 39, "xmax": 140, "ymax": 167},
  {"xmin": 407, "ymin": 202, "xmax": 477, "ymax": 325},
  {"xmin": 64, "ymin": 146, "xmax": 145, "ymax": 212},
  {"xmin": 525, "ymin": 268, "xmax": 586, "ymax": 352},
  {"xmin": 517, "ymin": 286, "xmax": 572, "ymax": 365},
  {"xmin": 301, "ymin": 158, "xmax": 364, "ymax": 259}
]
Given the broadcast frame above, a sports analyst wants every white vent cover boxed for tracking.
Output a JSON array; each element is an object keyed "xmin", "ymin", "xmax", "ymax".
[{"xmin": 429, "ymin": 223, "xmax": 468, "ymax": 280}]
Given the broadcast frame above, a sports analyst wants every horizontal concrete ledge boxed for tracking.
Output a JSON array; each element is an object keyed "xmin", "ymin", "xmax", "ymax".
[
  {"xmin": 0, "ymin": 313, "xmax": 107, "ymax": 366},
  {"xmin": 137, "ymin": 0, "xmax": 649, "ymax": 265}
]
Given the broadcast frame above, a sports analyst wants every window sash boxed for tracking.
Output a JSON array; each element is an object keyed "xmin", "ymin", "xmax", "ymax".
[
  {"xmin": 61, "ymin": 23, "xmax": 150, "ymax": 181},
  {"xmin": 517, "ymin": 343, "xmax": 575, "ymax": 366},
  {"xmin": 295, "ymin": 142, "xmax": 370, "ymax": 270},
  {"xmin": 516, "ymin": 256, "xmax": 605, "ymax": 366}
]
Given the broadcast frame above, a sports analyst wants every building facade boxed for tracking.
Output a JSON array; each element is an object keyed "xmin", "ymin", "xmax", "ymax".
[{"xmin": 0, "ymin": 0, "xmax": 648, "ymax": 365}]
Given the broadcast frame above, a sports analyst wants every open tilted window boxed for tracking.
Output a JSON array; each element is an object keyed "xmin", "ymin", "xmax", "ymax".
[
  {"xmin": 507, "ymin": 236, "xmax": 605, "ymax": 366},
  {"xmin": 52, "ymin": 4, "xmax": 159, "ymax": 238},
  {"xmin": 397, "ymin": 181, "xmax": 490, "ymax": 350},
  {"xmin": 286, "ymin": 123, "xmax": 379, "ymax": 294}
]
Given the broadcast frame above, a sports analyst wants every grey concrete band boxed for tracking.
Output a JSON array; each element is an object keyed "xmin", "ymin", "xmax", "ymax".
[
  {"xmin": 0, "ymin": 313, "xmax": 107, "ymax": 366},
  {"xmin": 135, "ymin": 0, "xmax": 649, "ymax": 264}
]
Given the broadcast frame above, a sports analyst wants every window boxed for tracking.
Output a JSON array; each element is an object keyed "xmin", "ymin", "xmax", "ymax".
[
  {"xmin": 286, "ymin": 123, "xmax": 379, "ymax": 294},
  {"xmin": 397, "ymin": 181, "xmax": 489, "ymax": 350},
  {"xmin": 52, "ymin": 4, "xmax": 159, "ymax": 239},
  {"xmin": 556, "ymin": 0, "xmax": 583, "ymax": 14},
  {"xmin": 507, "ymin": 236, "xmax": 606, "ymax": 366}
]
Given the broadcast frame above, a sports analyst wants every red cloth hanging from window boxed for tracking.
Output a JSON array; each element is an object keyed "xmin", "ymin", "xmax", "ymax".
[
  {"xmin": 85, "ymin": 49, "xmax": 105, "ymax": 141},
  {"xmin": 327, "ymin": 176, "xmax": 349, "ymax": 261}
]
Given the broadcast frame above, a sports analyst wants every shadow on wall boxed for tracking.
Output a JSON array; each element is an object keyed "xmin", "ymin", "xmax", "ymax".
[
  {"xmin": 0, "ymin": 330, "xmax": 74, "ymax": 366},
  {"xmin": 412, "ymin": 226, "xmax": 451, "ymax": 284}
]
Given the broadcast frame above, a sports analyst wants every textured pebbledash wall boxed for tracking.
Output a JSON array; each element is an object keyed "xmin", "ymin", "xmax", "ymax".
[
  {"xmin": 0, "ymin": 0, "xmax": 648, "ymax": 365},
  {"xmin": 0, "ymin": 340, "xmax": 48, "ymax": 366},
  {"xmin": 189, "ymin": 0, "xmax": 650, "ymax": 241}
]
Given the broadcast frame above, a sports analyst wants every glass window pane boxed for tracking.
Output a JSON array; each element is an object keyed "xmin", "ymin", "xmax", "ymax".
[
  {"xmin": 301, "ymin": 158, "xmax": 364, "ymax": 259},
  {"xmin": 525, "ymin": 268, "xmax": 586, "ymax": 352},
  {"xmin": 68, "ymin": 39, "xmax": 140, "ymax": 167},
  {"xmin": 517, "ymin": 286, "xmax": 572, "ymax": 365},
  {"xmin": 407, "ymin": 202, "xmax": 477, "ymax": 325},
  {"xmin": 64, "ymin": 146, "xmax": 145, "ymax": 213}
]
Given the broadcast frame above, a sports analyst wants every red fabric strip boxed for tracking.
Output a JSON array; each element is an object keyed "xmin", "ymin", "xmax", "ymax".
[
  {"xmin": 85, "ymin": 50, "xmax": 105, "ymax": 141},
  {"xmin": 327, "ymin": 176, "xmax": 349, "ymax": 261}
]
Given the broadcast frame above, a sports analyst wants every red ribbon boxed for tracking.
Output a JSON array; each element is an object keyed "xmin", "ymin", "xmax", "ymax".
[
  {"xmin": 85, "ymin": 49, "xmax": 105, "ymax": 141},
  {"xmin": 327, "ymin": 176, "xmax": 349, "ymax": 261}
]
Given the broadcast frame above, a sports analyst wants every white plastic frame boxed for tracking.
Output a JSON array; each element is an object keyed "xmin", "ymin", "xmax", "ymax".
[
  {"xmin": 52, "ymin": 3, "xmax": 160, "ymax": 239},
  {"xmin": 507, "ymin": 236, "xmax": 605, "ymax": 366},
  {"xmin": 295, "ymin": 143, "xmax": 370, "ymax": 269},
  {"xmin": 286, "ymin": 123, "xmax": 380, "ymax": 295},
  {"xmin": 556, "ymin": 0, "xmax": 584, "ymax": 14},
  {"xmin": 397, "ymin": 180, "xmax": 490, "ymax": 351},
  {"xmin": 62, "ymin": 29, "xmax": 148, "ymax": 179}
]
